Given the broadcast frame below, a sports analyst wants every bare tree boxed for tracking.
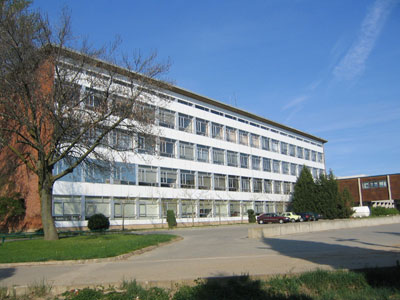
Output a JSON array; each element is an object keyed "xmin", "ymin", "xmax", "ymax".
[{"xmin": 0, "ymin": 0, "xmax": 170, "ymax": 239}]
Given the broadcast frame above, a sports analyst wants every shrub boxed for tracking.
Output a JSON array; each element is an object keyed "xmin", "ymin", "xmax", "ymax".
[
  {"xmin": 247, "ymin": 209, "xmax": 256, "ymax": 223},
  {"xmin": 166, "ymin": 210, "xmax": 177, "ymax": 229},
  {"xmin": 87, "ymin": 214, "xmax": 110, "ymax": 231},
  {"xmin": 370, "ymin": 207, "xmax": 399, "ymax": 217}
]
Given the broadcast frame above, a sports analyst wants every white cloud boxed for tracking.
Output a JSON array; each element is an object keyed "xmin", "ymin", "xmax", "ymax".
[
  {"xmin": 333, "ymin": 0, "xmax": 397, "ymax": 80},
  {"xmin": 282, "ymin": 95, "xmax": 308, "ymax": 111}
]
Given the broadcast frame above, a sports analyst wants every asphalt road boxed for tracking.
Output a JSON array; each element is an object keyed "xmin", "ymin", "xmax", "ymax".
[{"xmin": 1, "ymin": 223, "xmax": 400, "ymax": 289}]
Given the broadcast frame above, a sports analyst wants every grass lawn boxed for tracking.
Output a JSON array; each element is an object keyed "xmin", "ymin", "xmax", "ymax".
[{"xmin": 0, "ymin": 233, "xmax": 177, "ymax": 263}]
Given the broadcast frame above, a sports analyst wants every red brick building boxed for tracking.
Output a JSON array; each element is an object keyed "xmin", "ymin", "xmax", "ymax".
[{"xmin": 338, "ymin": 174, "xmax": 400, "ymax": 208}]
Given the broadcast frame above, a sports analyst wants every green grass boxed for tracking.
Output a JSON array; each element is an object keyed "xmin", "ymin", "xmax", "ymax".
[
  {"xmin": 1, "ymin": 267, "xmax": 400, "ymax": 299},
  {"xmin": 0, "ymin": 233, "xmax": 176, "ymax": 263}
]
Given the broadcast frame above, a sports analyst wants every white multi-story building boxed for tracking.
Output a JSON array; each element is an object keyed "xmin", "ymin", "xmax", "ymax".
[{"xmin": 52, "ymin": 55, "xmax": 327, "ymax": 229}]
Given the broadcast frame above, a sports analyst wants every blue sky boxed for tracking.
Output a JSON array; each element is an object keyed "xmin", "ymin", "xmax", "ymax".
[{"xmin": 33, "ymin": 0, "xmax": 400, "ymax": 177}]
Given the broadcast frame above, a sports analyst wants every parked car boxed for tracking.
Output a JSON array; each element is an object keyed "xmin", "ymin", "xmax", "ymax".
[
  {"xmin": 280, "ymin": 212, "xmax": 302, "ymax": 222},
  {"xmin": 297, "ymin": 212, "xmax": 315, "ymax": 221},
  {"xmin": 257, "ymin": 213, "xmax": 290, "ymax": 224}
]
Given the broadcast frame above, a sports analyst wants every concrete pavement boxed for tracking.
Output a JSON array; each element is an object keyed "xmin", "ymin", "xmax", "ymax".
[{"xmin": 1, "ymin": 223, "xmax": 400, "ymax": 293}]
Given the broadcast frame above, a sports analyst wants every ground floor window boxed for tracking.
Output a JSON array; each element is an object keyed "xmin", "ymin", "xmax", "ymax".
[
  {"xmin": 162, "ymin": 199, "xmax": 178, "ymax": 217},
  {"xmin": 113, "ymin": 197, "xmax": 136, "ymax": 219},
  {"xmin": 254, "ymin": 201, "xmax": 264, "ymax": 215},
  {"xmin": 53, "ymin": 196, "xmax": 82, "ymax": 221},
  {"xmin": 181, "ymin": 199, "xmax": 197, "ymax": 218},
  {"xmin": 85, "ymin": 196, "xmax": 110, "ymax": 218},
  {"xmin": 215, "ymin": 200, "xmax": 228, "ymax": 217},
  {"xmin": 230, "ymin": 201, "xmax": 240, "ymax": 217},
  {"xmin": 199, "ymin": 200, "xmax": 213, "ymax": 218},
  {"xmin": 139, "ymin": 198, "xmax": 159, "ymax": 219}
]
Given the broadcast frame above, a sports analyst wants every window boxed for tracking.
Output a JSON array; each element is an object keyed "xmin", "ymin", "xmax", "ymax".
[
  {"xmin": 197, "ymin": 145, "xmax": 209, "ymax": 162},
  {"xmin": 253, "ymin": 178, "xmax": 262, "ymax": 193},
  {"xmin": 228, "ymin": 175, "xmax": 239, "ymax": 191},
  {"xmin": 271, "ymin": 139, "xmax": 279, "ymax": 152},
  {"xmin": 180, "ymin": 170, "xmax": 195, "ymax": 188},
  {"xmin": 283, "ymin": 182, "xmax": 291, "ymax": 194},
  {"xmin": 53, "ymin": 196, "xmax": 82, "ymax": 221},
  {"xmin": 281, "ymin": 142, "xmax": 288, "ymax": 155},
  {"xmin": 239, "ymin": 131, "xmax": 248, "ymax": 145},
  {"xmin": 212, "ymin": 123, "xmax": 223, "ymax": 139},
  {"xmin": 84, "ymin": 160, "xmax": 110, "ymax": 183},
  {"xmin": 196, "ymin": 118, "xmax": 208, "ymax": 136},
  {"xmin": 362, "ymin": 180, "xmax": 387, "ymax": 189},
  {"xmin": 159, "ymin": 138, "xmax": 175, "ymax": 157},
  {"xmin": 297, "ymin": 147, "xmax": 304, "ymax": 159},
  {"xmin": 318, "ymin": 152, "xmax": 323, "ymax": 163},
  {"xmin": 311, "ymin": 151, "xmax": 317, "ymax": 162},
  {"xmin": 241, "ymin": 177, "xmax": 250, "ymax": 192},
  {"xmin": 312, "ymin": 168, "xmax": 317, "ymax": 178},
  {"xmin": 289, "ymin": 144, "xmax": 296, "ymax": 157},
  {"xmin": 138, "ymin": 165, "xmax": 157, "ymax": 186},
  {"xmin": 179, "ymin": 142, "xmax": 194, "ymax": 160},
  {"xmin": 250, "ymin": 134, "xmax": 260, "ymax": 148},
  {"xmin": 198, "ymin": 172, "xmax": 211, "ymax": 189},
  {"xmin": 240, "ymin": 153, "xmax": 249, "ymax": 168},
  {"xmin": 213, "ymin": 148, "xmax": 225, "ymax": 165},
  {"xmin": 158, "ymin": 108, "xmax": 175, "ymax": 129},
  {"xmin": 214, "ymin": 174, "xmax": 226, "ymax": 190},
  {"xmin": 160, "ymin": 168, "xmax": 177, "ymax": 188},
  {"xmin": 85, "ymin": 88, "xmax": 102, "ymax": 108},
  {"xmin": 264, "ymin": 180, "xmax": 272, "ymax": 193},
  {"xmin": 179, "ymin": 113, "xmax": 192, "ymax": 132},
  {"xmin": 261, "ymin": 137, "xmax": 270, "ymax": 150},
  {"xmin": 227, "ymin": 151, "xmax": 238, "ymax": 167},
  {"xmin": 111, "ymin": 130, "xmax": 132, "ymax": 150},
  {"xmin": 304, "ymin": 149, "xmax": 310, "ymax": 160},
  {"xmin": 252, "ymin": 156, "xmax": 261, "ymax": 170},
  {"xmin": 290, "ymin": 163, "xmax": 297, "ymax": 176},
  {"xmin": 282, "ymin": 162, "xmax": 289, "ymax": 174},
  {"xmin": 263, "ymin": 158, "xmax": 271, "ymax": 172},
  {"xmin": 273, "ymin": 160, "xmax": 281, "ymax": 173},
  {"xmin": 137, "ymin": 135, "xmax": 155, "ymax": 154},
  {"xmin": 274, "ymin": 181, "xmax": 282, "ymax": 194},
  {"xmin": 226, "ymin": 126, "xmax": 236, "ymax": 143},
  {"xmin": 112, "ymin": 162, "xmax": 136, "ymax": 185},
  {"xmin": 136, "ymin": 103, "xmax": 155, "ymax": 123}
]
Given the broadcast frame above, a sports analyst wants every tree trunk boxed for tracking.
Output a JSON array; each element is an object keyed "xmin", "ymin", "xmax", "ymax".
[{"xmin": 39, "ymin": 173, "xmax": 59, "ymax": 240}]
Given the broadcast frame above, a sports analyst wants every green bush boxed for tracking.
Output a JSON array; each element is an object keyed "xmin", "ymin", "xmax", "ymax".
[
  {"xmin": 370, "ymin": 206, "xmax": 399, "ymax": 217},
  {"xmin": 247, "ymin": 209, "xmax": 256, "ymax": 223},
  {"xmin": 166, "ymin": 210, "xmax": 177, "ymax": 229},
  {"xmin": 87, "ymin": 213, "xmax": 110, "ymax": 231}
]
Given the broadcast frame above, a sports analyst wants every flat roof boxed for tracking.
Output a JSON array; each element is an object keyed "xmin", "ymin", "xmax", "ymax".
[{"xmin": 61, "ymin": 47, "xmax": 327, "ymax": 144}]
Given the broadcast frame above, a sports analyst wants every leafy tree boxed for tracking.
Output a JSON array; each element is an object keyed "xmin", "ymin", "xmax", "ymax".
[
  {"xmin": 291, "ymin": 166, "xmax": 317, "ymax": 213},
  {"xmin": 0, "ymin": 0, "xmax": 169, "ymax": 239}
]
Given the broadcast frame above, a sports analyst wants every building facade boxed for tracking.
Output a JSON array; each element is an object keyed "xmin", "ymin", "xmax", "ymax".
[
  {"xmin": 46, "ymin": 55, "xmax": 327, "ymax": 229},
  {"xmin": 338, "ymin": 174, "xmax": 400, "ymax": 208}
]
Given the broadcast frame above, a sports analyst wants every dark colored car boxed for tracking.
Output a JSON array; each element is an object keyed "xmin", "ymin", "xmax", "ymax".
[
  {"xmin": 257, "ymin": 213, "xmax": 290, "ymax": 224},
  {"xmin": 297, "ymin": 212, "xmax": 315, "ymax": 221}
]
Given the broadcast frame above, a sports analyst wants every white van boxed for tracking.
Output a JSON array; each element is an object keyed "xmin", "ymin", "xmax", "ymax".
[{"xmin": 352, "ymin": 206, "xmax": 370, "ymax": 218}]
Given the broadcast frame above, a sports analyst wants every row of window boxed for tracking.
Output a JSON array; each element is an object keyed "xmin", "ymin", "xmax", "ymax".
[
  {"xmin": 53, "ymin": 196, "xmax": 288, "ymax": 221},
  {"xmin": 56, "ymin": 160, "xmax": 315, "ymax": 194},
  {"xmin": 362, "ymin": 180, "xmax": 387, "ymax": 189},
  {"xmin": 160, "ymin": 109, "xmax": 323, "ymax": 161}
]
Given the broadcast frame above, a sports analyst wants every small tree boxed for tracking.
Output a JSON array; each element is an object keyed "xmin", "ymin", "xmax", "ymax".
[
  {"xmin": 87, "ymin": 213, "xmax": 110, "ymax": 231},
  {"xmin": 166, "ymin": 210, "xmax": 177, "ymax": 229},
  {"xmin": 247, "ymin": 209, "xmax": 256, "ymax": 223},
  {"xmin": 338, "ymin": 188, "xmax": 354, "ymax": 218}
]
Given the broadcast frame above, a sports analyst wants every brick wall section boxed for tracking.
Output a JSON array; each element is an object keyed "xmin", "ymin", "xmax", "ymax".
[{"xmin": 390, "ymin": 174, "xmax": 400, "ymax": 200}]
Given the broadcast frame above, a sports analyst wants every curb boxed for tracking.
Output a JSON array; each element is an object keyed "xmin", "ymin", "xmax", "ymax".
[{"xmin": 0, "ymin": 236, "xmax": 183, "ymax": 268}]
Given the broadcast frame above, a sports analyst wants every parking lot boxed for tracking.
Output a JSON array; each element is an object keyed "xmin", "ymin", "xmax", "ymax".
[{"xmin": 1, "ymin": 223, "xmax": 400, "ymax": 288}]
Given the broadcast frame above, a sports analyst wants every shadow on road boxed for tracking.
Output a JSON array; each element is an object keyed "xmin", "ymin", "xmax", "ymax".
[
  {"xmin": 0, "ymin": 268, "xmax": 15, "ymax": 280},
  {"xmin": 261, "ymin": 237, "xmax": 400, "ymax": 270}
]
